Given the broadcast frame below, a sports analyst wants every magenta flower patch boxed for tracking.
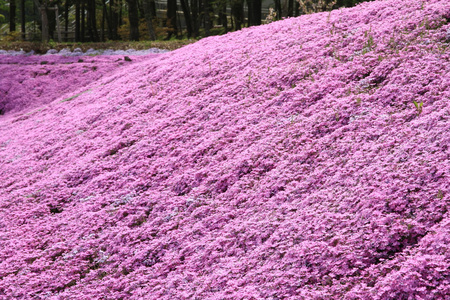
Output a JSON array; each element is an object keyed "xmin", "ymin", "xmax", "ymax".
[
  {"xmin": 0, "ymin": 0, "xmax": 449, "ymax": 299},
  {"xmin": 0, "ymin": 54, "xmax": 158, "ymax": 115}
]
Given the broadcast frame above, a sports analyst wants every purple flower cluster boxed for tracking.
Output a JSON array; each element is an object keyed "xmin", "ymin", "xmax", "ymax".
[
  {"xmin": 0, "ymin": 0, "xmax": 449, "ymax": 299},
  {"xmin": 0, "ymin": 54, "xmax": 159, "ymax": 115}
]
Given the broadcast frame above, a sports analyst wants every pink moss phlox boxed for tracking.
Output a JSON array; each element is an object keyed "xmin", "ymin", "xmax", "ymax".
[{"xmin": 0, "ymin": 0, "xmax": 449, "ymax": 298}]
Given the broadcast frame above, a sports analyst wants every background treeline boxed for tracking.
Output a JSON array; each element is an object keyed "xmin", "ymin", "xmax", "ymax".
[{"xmin": 0, "ymin": 0, "xmax": 372, "ymax": 42}]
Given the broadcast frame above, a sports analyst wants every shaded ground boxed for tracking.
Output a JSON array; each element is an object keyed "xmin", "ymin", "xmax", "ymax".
[{"xmin": 0, "ymin": 40, "xmax": 196, "ymax": 53}]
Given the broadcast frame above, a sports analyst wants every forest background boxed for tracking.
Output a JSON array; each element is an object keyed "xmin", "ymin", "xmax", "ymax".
[{"xmin": 1, "ymin": 0, "xmax": 373, "ymax": 49}]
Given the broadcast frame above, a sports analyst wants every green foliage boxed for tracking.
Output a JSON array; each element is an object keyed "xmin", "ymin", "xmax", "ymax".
[
  {"xmin": 0, "ymin": 31, "xmax": 22, "ymax": 42},
  {"xmin": 60, "ymin": 89, "xmax": 92, "ymax": 103},
  {"xmin": 0, "ymin": 0, "xmax": 377, "ymax": 44},
  {"xmin": 298, "ymin": 0, "xmax": 337, "ymax": 14},
  {"xmin": 0, "ymin": 40, "xmax": 196, "ymax": 53},
  {"xmin": 412, "ymin": 100, "xmax": 423, "ymax": 116},
  {"xmin": 60, "ymin": 93, "xmax": 82, "ymax": 103},
  {"xmin": 362, "ymin": 29, "xmax": 376, "ymax": 54},
  {"xmin": 48, "ymin": 39, "xmax": 57, "ymax": 48},
  {"xmin": 0, "ymin": 0, "xmax": 7, "ymax": 12}
]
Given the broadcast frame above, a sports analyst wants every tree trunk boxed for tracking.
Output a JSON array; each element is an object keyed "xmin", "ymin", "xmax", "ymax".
[
  {"xmin": 55, "ymin": 6, "xmax": 62, "ymax": 42},
  {"xmin": 247, "ymin": 0, "xmax": 253, "ymax": 26},
  {"xmin": 274, "ymin": 0, "xmax": 281, "ymax": 19},
  {"xmin": 143, "ymin": 0, "xmax": 156, "ymax": 40},
  {"xmin": 288, "ymin": 0, "xmax": 293, "ymax": 17},
  {"xmin": 47, "ymin": 6, "xmax": 55, "ymax": 39},
  {"xmin": 204, "ymin": 0, "xmax": 212, "ymax": 36},
  {"xmin": 336, "ymin": 0, "xmax": 353, "ymax": 7},
  {"xmin": 251, "ymin": 0, "xmax": 261, "ymax": 25},
  {"xmin": 294, "ymin": 0, "xmax": 299, "ymax": 16},
  {"xmin": 149, "ymin": 0, "xmax": 156, "ymax": 17},
  {"xmin": 108, "ymin": 0, "xmax": 113, "ymax": 39},
  {"xmin": 231, "ymin": 0, "xmax": 244, "ymax": 30},
  {"xmin": 65, "ymin": 0, "xmax": 69, "ymax": 41},
  {"xmin": 41, "ymin": 6, "xmax": 49, "ymax": 41},
  {"xmin": 108, "ymin": 0, "xmax": 119, "ymax": 40},
  {"xmin": 218, "ymin": 1, "xmax": 227, "ymax": 32},
  {"xmin": 166, "ymin": 0, "xmax": 177, "ymax": 39},
  {"xmin": 190, "ymin": 0, "xmax": 199, "ymax": 37},
  {"xmin": 127, "ymin": 0, "xmax": 139, "ymax": 40},
  {"xmin": 179, "ymin": 0, "xmax": 193, "ymax": 38},
  {"xmin": 21, "ymin": 0, "xmax": 25, "ymax": 39},
  {"xmin": 75, "ymin": 0, "xmax": 81, "ymax": 41},
  {"xmin": 87, "ymin": 0, "xmax": 99, "ymax": 41},
  {"xmin": 118, "ymin": 0, "xmax": 123, "ymax": 27},
  {"xmin": 10, "ymin": 0, "xmax": 16, "ymax": 32},
  {"xmin": 198, "ymin": 0, "xmax": 203, "ymax": 30},
  {"xmin": 32, "ymin": 0, "xmax": 48, "ymax": 42},
  {"xmin": 101, "ymin": 0, "xmax": 107, "ymax": 41},
  {"xmin": 81, "ymin": 1, "xmax": 85, "ymax": 42}
]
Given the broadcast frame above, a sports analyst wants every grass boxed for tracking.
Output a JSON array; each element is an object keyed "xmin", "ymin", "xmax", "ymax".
[
  {"xmin": 0, "ymin": 40, "xmax": 197, "ymax": 53},
  {"xmin": 60, "ymin": 89, "xmax": 92, "ymax": 103}
]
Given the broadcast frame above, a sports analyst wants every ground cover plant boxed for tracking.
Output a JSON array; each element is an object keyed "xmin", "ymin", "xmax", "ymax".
[
  {"xmin": 0, "ymin": 0, "xmax": 449, "ymax": 299},
  {"xmin": 0, "ymin": 54, "xmax": 160, "ymax": 115}
]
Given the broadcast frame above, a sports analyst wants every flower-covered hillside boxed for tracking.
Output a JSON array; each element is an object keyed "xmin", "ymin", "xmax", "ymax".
[
  {"xmin": 0, "ymin": 0, "xmax": 449, "ymax": 299},
  {"xmin": 0, "ymin": 54, "xmax": 158, "ymax": 115}
]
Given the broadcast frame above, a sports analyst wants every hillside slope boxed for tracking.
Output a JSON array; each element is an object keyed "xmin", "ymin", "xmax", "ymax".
[
  {"xmin": 0, "ymin": 0, "xmax": 449, "ymax": 299},
  {"xmin": 0, "ymin": 54, "xmax": 158, "ymax": 115}
]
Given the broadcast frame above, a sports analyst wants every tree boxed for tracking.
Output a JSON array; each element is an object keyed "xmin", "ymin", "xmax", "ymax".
[
  {"xmin": 203, "ymin": 0, "xmax": 213, "ymax": 36},
  {"xmin": 247, "ymin": 0, "xmax": 254, "ymax": 25},
  {"xmin": 253, "ymin": 0, "xmax": 261, "ymax": 25},
  {"xmin": 81, "ymin": 0, "xmax": 85, "ymax": 41},
  {"xmin": 20, "ymin": 0, "xmax": 25, "ymax": 39},
  {"xmin": 231, "ymin": 0, "xmax": 243, "ymax": 30},
  {"xmin": 247, "ymin": 0, "xmax": 261, "ymax": 26},
  {"xmin": 9, "ymin": 0, "xmax": 16, "ymax": 32},
  {"xmin": 0, "ymin": 0, "xmax": 374, "ymax": 43},
  {"xmin": 64, "ymin": 0, "xmax": 69, "ymax": 40},
  {"xmin": 166, "ymin": 0, "xmax": 177, "ymax": 38},
  {"xmin": 127, "ymin": 0, "xmax": 139, "ymax": 40},
  {"xmin": 294, "ymin": 0, "xmax": 300, "ymax": 16},
  {"xmin": 179, "ymin": 0, "xmax": 194, "ymax": 38},
  {"xmin": 217, "ymin": 0, "xmax": 227, "ymax": 32},
  {"xmin": 288, "ymin": 0, "xmax": 294, "ymax": 17},
  {"xmin": 46, "ymin": 3, "xmax": 55, "ymax": 40},
  {"xmin": 143, "ymin": 0, "xmax": 156, "ymax": 40},
  {"xmin": 297, "ymin": 0, "xmax": 336, "ymax": 14},
  {"xmin": 86, "ymin": 0, "xmax": 99, "ymax": 41},
  {"xmin": 0, "ymin": 0, "xmax": 5, "ymax": 23},
  {"xmin": 190, "ymin": 0, "xmax": 199, "ymax": 37},
  {"xmin": 75, "ymin": 0, "xmax": 80, "ymax": 41},
  {"xmin": 32, "ymin": 0, "xmax": 49, "ymax": 41},
  {"xmin": 274, "ymin": 0, "xmax": 281, "ymax": 19},
  {"xmin": 334, "ymin": 0, "xmax": 372, "ymax": 8},
  {"xmin": 106, "ymin": 0, "xmax": 120, "ymax": 40}
]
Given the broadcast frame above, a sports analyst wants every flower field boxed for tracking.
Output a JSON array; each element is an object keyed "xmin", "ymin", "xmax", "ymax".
[
  {"xmin": 0, "ymin": 0, "xmax": 449, "ymax": 299},
  {"xmin": 0, "ymin": 54, "xmax": 158, "ymax": 115}
]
